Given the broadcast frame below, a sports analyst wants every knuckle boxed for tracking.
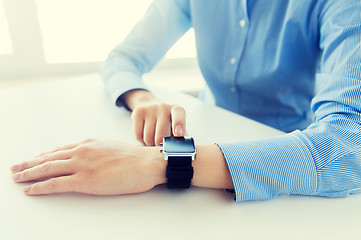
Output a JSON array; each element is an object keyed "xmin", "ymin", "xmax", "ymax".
[
  {"xmin": 132, "ymin": 107, "xmax": 146, "ymax": 118},
  {"xmin": 20, "ymin": 161, "xmax": 28, "ymax": 170},
  {"xmin": 130, "ymin": 111, "xmax": 136, "ymax": 120},
  {"xmin": 41, "ymin": 162, "xmax": 51, "ymax": 172},
  {"xmin": 158, "ymin": 103, "xmax": 170, "ymax": 113},
  {"xmin": 75, "ymin": 144, "xmax": 91, "ymax": 155},
  {"xmin": 144, "ymin": 107, "xmax": 157, "ymax": 118},
  {"xmin": 67, "ymin": 159, "xmax": 78, "ymax": 170},
  {"xmin": 131, "ymin": 112, "xmax": 139, "ymax": 121},
  {"xmin": 31, "ymin": 183, "xmax": 40, "ymax": 192},
  {"xmin": 38, "ymin": 156, "xmax": 48, "ymax": 165},
  {"xmin": 47, "ymin": 178, "xmax": 57, "ymax": 190},
  {"xmin": 21, "ymin": 170, "xmax": 28, "ymax": 179},
  {"xmin": 82, "ymin": 138, "xmax": 94, "ymax": 143},
  {"xmin": 172, "ymin": 105, "xmax": 184, "ymax": 111},
  {"xmin": 52, "ymin": 146, "xmax": 61, "ymax": 152}
]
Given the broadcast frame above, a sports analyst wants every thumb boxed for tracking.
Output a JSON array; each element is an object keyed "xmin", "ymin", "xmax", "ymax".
[{"xmin": 170, "ymin": 105, "xmax": 186, "ymax": 136}]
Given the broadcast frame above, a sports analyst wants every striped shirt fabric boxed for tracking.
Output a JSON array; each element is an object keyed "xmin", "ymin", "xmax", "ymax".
[{"xmin": 100, "ymin": 0, "xmax": 361, "ymax": 201}]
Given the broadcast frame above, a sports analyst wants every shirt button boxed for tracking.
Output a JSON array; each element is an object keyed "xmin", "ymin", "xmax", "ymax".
[
  {"xmin": 230, "ymin": 58, "xmax": 236, "ymax": 64},
  {"xmin": 239, "ymin": 19, "xmax": 246, "ymax": 28},
  {"xmin": 230, "ymin": 87, "xmax": 236, "ymax": 93}
]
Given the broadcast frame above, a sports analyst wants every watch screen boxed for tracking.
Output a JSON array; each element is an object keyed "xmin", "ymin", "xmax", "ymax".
[{"xmin": 164, "ymin": 137, "xmax": 195, "ymax": 153}]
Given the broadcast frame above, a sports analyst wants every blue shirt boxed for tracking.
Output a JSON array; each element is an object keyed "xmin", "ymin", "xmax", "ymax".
[{"xmin": 100, "ymin": 0, "xmax": 361, "ymax": 201}]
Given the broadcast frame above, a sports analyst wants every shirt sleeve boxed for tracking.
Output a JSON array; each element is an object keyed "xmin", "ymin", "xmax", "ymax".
[
  {"xmin": 99, "ymin": 0, "xmax": 191, "ymax": 107},
  {"xmin": 217, "ymin": 0, "xmax": 361, "ymax": 202}
]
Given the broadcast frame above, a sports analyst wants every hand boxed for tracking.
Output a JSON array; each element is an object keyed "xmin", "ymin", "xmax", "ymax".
[
  {"xmin": 10, "ymin": 139, "xmax": 166, "ymax": 196},
  {"xmin": 123, "ymin": 90, "xmax": 187, "ymax": 146}
]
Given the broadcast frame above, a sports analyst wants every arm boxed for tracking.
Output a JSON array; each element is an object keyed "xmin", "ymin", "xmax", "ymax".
[
  {"xmin": 11, "ymin": 1, "xmax": 360, "ymax": 200},
  {"xmin": 10, "ymin": 140, "xmax": 233, "ymax": 195},
  {"xmin": 9, "ymin": 1, "xmax": 203, "ymax": 195},
  {"xmin": 100, "ymin": 0, "xmax": 191, "ymax": 104},
  {"xmin": 100, "ymin": 0, "xmax": 192, "ymax": 145},
  {"xmin": 217, "ymin": 0, "xmax": 361, "ymax": 201}
]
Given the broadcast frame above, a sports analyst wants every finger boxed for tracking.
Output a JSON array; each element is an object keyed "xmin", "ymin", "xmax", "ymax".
[
  {"xmin": 132, "ymin": 113, "xmax": 145, "ymax": 144},
  {"xmin": 155, "ymin": 114, "xmax": 171, "ymax": 146},
  {"xmin": 23, "ymin": 176, "xmax": 75, "ymax": 196},
  {"xmin": 143, "ymin": 115, "xmax": 157, "ymax": 146},
  {"xmin": 34, "ymin": 142, "xmax": 80, "ymax": 158},
  {"xmin": 11, "ymin": 149, "xmax": 74, "ymax": 174},
  {"xmin": 13, "ymin": 160, "xmax": 74, "ymax": 183},
  {"xmin": 171, "ymin": 105, "xmax": 186, "ymax": 136}
]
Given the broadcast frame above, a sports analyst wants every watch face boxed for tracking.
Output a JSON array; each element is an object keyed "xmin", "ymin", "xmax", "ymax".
[{"xmin": 163, "ymin": 137, "xmax": 196, "ymax": 154}]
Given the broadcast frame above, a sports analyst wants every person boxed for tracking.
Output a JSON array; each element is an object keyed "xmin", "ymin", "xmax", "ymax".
[{"xmin": 10, "ymin": 0, "xmax": 361, "ymax": 201}]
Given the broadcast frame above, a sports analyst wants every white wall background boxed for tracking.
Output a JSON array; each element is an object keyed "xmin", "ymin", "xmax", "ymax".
[{"xmin": 0, "ymin": 0, "xmax": 197, "ymax": 79}]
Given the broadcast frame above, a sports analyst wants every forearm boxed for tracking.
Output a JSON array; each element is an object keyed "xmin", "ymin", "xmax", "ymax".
[
  {"xmin": 192, "ymin": 144, "xmax": 234, "ymax": 189},
  {"xmin": 218, "ymin": 133, "xmax": 318, "ymax": 201},
  {"xmin": 100, "ymin": 0, "xmax": 191, "ymax": 107}
]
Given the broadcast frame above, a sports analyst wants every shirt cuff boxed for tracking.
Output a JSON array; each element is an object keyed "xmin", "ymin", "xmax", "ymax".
[
  {"xmin": 105, "ymin": 71, "xmax": 148, "ymax": 108},
  {"xmin": 217, "ymin": 130, "xmax": 317, "ymax": 202}
]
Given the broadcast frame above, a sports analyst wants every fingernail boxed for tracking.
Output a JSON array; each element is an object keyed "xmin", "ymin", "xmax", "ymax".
[
  {"xmin": 175, "ymin": 125, "xmax": 183, "ymax": 136},
  {"xmin": 12, "ymin": 173, "xmax": 20, "ymax": 181},
  {"xmin": 23, "ymin": 186, "xmax": 30, "ymax": 193},
  {"xmin": 10, "ymin": 165, "xmax": 18, "ymax": 172}
]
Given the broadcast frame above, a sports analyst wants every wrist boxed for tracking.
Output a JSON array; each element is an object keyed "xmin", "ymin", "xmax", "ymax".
[
  {"xmin": 144, "ymin": 146, "xmax": 167, "ymax": 186},
  {"xmin": 151, "ymin": 141, "xmax": 234, "ymax": 189}
]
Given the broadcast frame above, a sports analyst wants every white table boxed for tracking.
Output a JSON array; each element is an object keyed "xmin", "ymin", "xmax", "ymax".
[{"xmin": 1, "ymin": 74, "xmax": 360, "ymax": 240}]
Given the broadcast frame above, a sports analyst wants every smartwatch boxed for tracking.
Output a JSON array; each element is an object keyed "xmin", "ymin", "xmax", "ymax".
[{"xmin": 161, "ymin": 136, "xmax": 196, "ymax": 189}]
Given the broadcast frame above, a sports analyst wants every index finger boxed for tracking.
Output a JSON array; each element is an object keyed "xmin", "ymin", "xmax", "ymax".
[{"xmin": 171, "ymin": 105, "xmax": 186, "ymax": 136}]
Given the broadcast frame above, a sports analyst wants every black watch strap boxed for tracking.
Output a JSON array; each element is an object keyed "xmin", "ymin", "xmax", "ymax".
[{"xmin": 166, "ymin": 156, "xmax": 194, "ymax": 189}]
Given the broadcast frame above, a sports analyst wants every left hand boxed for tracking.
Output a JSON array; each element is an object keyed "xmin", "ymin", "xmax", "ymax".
[{"xmin": 10, "ymin": 139, "xmax": 166, "ymax": 196}]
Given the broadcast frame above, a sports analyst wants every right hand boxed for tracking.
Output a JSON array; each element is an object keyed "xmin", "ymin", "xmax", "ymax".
[{"xmin": 123, "ymin": 90, "xmax": 186, "ymax": 146}]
